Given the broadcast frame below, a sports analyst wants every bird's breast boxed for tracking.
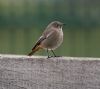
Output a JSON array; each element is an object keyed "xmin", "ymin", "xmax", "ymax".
[{"xmin": 41, "ymin": 28, "xmax": 63, "ymax": 50}]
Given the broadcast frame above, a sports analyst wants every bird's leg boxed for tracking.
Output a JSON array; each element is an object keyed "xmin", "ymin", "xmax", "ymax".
[
  {"xmin": 47, "ymin": 49, "xmax": 51, "ymax": 58},
  {"xmin": 51, "ymin": 50, "xmax": 57, "ymax": 57}
]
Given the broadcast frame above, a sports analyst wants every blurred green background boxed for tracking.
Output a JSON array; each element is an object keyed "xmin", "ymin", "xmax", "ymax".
[{"xmin": 0, "ymin": 0, "xmax": 100, "ymax": 57}]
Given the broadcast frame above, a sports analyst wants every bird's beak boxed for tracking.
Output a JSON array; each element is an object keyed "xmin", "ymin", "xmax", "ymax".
[
  {"xmin": 62, "ymin": 23, "xmax": 66, "ymax": 25},
  {"xmin": 61, "ymin": 23, "xmax": 65, "ymax": 26}
]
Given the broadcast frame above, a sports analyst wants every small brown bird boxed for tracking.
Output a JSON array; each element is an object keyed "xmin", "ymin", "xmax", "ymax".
[{"xmin": 28, "ymin": 21, "xmax": 64, "ymax": 58}]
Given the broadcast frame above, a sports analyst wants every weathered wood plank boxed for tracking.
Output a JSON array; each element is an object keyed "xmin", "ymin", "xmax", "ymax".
[{"xmin": 0, "ymin": 54, "xmax": 100, "ymax": 89}]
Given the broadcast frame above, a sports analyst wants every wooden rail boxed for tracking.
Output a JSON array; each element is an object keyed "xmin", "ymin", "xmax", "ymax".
[{"xmin": 0, "ymin": 54, "xmax": 100, "ymax": 89}]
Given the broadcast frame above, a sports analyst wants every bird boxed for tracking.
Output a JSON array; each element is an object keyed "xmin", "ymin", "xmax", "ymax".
[{"xmin": 28, "ymin": 21, "xmax": 64, "ymax": 58}]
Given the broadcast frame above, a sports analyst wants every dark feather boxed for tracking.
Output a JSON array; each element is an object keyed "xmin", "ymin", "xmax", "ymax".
[{"xmin": 32, "ymin": 36, "xmax": 46, "ymax": 50}]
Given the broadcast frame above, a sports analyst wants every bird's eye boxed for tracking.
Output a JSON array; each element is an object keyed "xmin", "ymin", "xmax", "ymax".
[{"xmin": 56, "ymin": 24, "xmax": 59, "ymax": 27}]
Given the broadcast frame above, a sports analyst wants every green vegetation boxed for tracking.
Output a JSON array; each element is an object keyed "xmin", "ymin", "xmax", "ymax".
[{"xmin": 0, "ymin": 0, "xmax": 100, "ymax": 57}]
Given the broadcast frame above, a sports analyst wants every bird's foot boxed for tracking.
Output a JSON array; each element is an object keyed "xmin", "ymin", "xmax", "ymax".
[
  {"xmin": 47, "ymin": 56, "xmax": 53, "ymax": 58},
  {"xmin": 47, "ymin": 56, "xmax": 62, "ymax": 58},
  {"xmin": 54, "ymin": 56, "xmax": 62, "ymax": 57}
]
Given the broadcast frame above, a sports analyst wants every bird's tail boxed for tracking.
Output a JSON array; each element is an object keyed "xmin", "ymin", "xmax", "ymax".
[{"xmin": 28, "ymin": 46, "xmax": 41, "ymax": 56}]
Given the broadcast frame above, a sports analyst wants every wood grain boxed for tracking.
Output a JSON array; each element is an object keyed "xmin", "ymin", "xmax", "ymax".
[{"xmin": 0, "ymin": 54, "xmax": 100, "ymax": 89}]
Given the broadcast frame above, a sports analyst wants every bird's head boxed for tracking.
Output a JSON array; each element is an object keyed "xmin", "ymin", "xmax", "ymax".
[{"xmin": 50, "ymin": 21, "xmax": 65, "ymax": 29}]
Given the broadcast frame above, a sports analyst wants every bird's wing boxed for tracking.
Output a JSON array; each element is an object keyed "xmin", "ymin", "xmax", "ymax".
[
  {"xmin": 32, "ymin": 36, "xmax": 46, "ymax": 50},
  {"xmin": 32, "ymin": 29, "xmax": 55, "ymax": 50},
  {"xmin": 43, "ymin": 28, "xmax": 56, "ymax": 38}
]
